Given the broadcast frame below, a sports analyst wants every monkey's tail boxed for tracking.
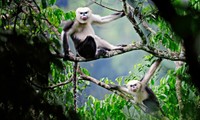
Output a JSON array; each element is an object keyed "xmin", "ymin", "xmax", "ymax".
[{"xmin": 159, "ymin": 107, "xmax": 169, "ymax": 120}]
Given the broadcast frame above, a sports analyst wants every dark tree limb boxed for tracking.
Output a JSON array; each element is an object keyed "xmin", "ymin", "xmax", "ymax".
[
  {"xmin": 53, "ymin": 43, "xmax": 185, "ymax": 62},
  {"xmin": 79, "ymin": 74, "xmax": 111, "ymax": 90},
  {"xmin": 78, "ymin": 67, "xmax": 134, "ymax": 101}
]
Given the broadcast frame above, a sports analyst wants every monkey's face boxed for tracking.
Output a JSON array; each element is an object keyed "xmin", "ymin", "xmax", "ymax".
[
  {"xmin": 76, "ymin": 7, "xmax": 92, "ymax": 24},
  {"xmin": 126, "ymin": 80, "xmax": 141, "ymax": 93}
]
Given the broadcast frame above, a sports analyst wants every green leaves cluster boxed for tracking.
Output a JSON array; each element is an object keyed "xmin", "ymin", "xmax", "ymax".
[
  {"xmin": 1, "ymin": 0, "xmax": 200, "ymax": 119},
  {"xmin": 78, "ymin": 94, "xmax": 127, "ymax": 120}
]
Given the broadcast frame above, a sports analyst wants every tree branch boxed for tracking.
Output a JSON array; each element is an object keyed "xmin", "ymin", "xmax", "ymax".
[
  {"xmin": 122, "ymin": 0, "xmax": 156, "ymax": 43},
  {"xmin": 78, "ymin": 68, "xmax": 133, "ymax": 100},
  {"xmin": 175, "ymin": 61, "xmax": 184, "ymax": 120},
  {"xmin": 126, "ymin": 8, "xmax": 147, "ymax": 44},
  {"xmin": 53, "ymin": 43, "xmax": 186, "ymax": 62},
  {"xmin": 29, "ymin": 77, "xmax": 73, "ymax": 90},
  {"xmin": 80, "ymin": 74, "xmax": 111, "ymax": 90}
]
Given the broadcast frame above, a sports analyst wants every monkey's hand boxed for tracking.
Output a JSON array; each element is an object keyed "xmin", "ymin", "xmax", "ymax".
[
  {"xmin": 108, "ymin": 84, "xmax": 121, "ymax": 90},
  {"xmin": 120, "ymin": 10, "xmax": 126, "ymax": 17},
  {"xmin": 63, "ymin": 51, "xmax": 75, "ymax": 61},
  {"xmin": 113, "ymin": 11, "xmax": 125, "ymax": 17},
  {"xmin": 113, "ymin": 45, "xmax": 127, "ymax": 51}
]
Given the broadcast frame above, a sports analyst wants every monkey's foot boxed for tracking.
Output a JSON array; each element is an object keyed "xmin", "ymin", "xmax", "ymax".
[
  {"xmin": 96, "ymin": 49, "xmax": 107, "ymax": 58},
  {"xmin": 113, "ymin": 45, "xmax": 127, "ymax": 51},
  {"xmin": 117, "ymin": 44, "xmax": 127, "ymax": 47},
  {"xmin": 63, "ymin": 52, "xmax": 75, "ymax": 61}
]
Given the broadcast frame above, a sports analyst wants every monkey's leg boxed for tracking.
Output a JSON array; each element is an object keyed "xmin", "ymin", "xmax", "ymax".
[{"xmin": 94, "ymin": 35, "xmax": 123, "ymax": 50}]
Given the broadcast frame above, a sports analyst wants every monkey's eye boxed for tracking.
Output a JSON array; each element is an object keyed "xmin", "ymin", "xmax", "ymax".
[
  {"xmin": 130, "ymin": 84, "xmax": 137, "ymax": 87},
  {"xmin": 80, "ymin": 12, "xmax": 83, "ymax": 15},
  {"xmin": 84, "ymin": 12, "xmax": 88, "ymax": 14}
]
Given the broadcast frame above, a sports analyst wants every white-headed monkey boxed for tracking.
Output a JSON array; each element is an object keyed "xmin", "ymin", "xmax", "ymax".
[
  {"xmin": 61, "ymin": 7, "xmax": 125, "ymax": 59},
  {"xmin": 109, "ymin": 58, "xmax": 164, "ymax": 114}
]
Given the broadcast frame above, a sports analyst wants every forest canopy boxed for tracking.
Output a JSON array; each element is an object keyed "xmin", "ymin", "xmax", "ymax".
[{"xmin": 0, "ymin": 0, "xmax": 200, "ymax": 120}]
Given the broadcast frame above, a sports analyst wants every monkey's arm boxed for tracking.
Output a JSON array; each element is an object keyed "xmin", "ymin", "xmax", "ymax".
[
  {"xmin": 109, "ymin": 84, "xmax": 133, "ymax": 96},
  {"xmin": 92, "ymin": 12, "xmax": 125, "ymax": 24},
  {"xmin": 61, "ymin": 20, "xmax": 74, "ymax": 57},
  {"xmin": 142, "ymin": 58, "xmax": 162, "ymax": 85}
]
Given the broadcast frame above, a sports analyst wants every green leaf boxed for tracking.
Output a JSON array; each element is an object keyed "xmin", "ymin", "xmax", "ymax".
[
  {"xmin": 64, "ymin": 11, "xmax": 76, "ymax": 20},
  {"xmin": 49, "ymin": 0, "xmax": 56, "ymax": 6},
  {"xmin": 41, "ymin": 0, "xmax": 47, "ymax": 9}
]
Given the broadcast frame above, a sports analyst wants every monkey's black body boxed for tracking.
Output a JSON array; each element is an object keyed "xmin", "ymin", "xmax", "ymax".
[
  {"xmin": 76, "ymin": 36, "xmax": 96, "ymax": 58},
  {"xmin": 62, "ymin": 21, "xmax": 98, "ymax": 59},
  {"xmin": 143, "ymin": 86, "xmax": 160, "ymax": 113}
]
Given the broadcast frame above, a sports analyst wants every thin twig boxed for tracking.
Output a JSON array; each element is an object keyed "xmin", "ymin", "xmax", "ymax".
[
  {"xmin": 48, "ymin": 78, "xmax": 73, "ymax": 89},
  {"xmin": 92, "ymin": 0, "xmax": 123, "ymax": 12},
  {"xmin": 73, "ymin": 61, "xmax": 78, "ymax": 112},
  {"xmin": 29, "ymin": 77, "xmax": 73, "ymax": 90}
]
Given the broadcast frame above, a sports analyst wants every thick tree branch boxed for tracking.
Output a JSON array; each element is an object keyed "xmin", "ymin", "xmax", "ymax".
[
  {"xmin": 78, "ymin": 68, "xmax": 133, "ymax": 100},
  {"xmin": 53, "ymin": 43, "xmax": 185, "ymax": 62}
]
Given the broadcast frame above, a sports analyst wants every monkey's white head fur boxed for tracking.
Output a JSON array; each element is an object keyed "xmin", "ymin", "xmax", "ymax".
[
  {"xmin": 76, "ymin": 7, "xmax": 92, "ymax": 24},
  {"xmin": 126, "ymin": 80, "xmax": 142, "ymax": 93}
]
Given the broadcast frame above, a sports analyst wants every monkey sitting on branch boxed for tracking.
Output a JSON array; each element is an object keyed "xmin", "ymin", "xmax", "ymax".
[{"xmin": 61, "ymin": 7, "xmax": 126, "ymax": 60}]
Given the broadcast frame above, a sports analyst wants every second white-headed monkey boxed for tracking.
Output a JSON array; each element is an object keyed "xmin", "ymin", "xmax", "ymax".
[{"xmin": 109, "ymin": 58, "xmax": 163, "ymax": 113}]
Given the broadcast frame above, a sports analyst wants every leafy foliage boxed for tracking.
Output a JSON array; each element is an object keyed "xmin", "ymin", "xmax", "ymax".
[
  {"xmin": 1, "ymin": 0, "xmax": 200, "ymax": 120},
  {"xmin": 0, "ymin": 31, "xmax": 70, "ymax": 119},
  {"xmin": 0, "ymin": 0, "xmax": 78, "ymax": 119}
]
